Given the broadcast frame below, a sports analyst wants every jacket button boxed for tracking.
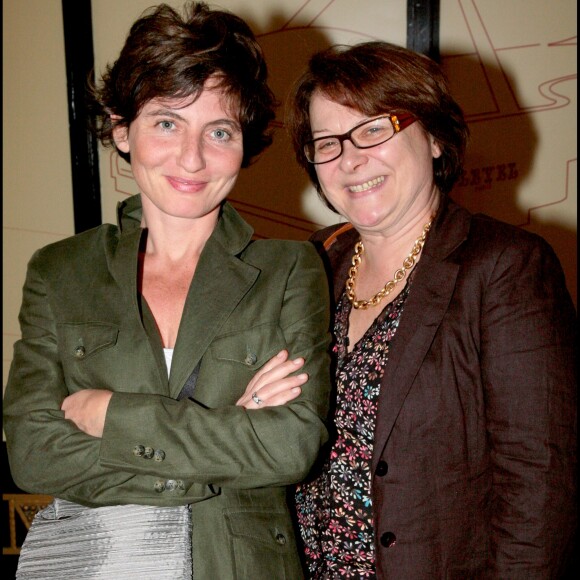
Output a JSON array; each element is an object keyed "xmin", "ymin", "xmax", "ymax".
[
  {"xmin": 133, "ymin": 445, "xmax": 145, "ymax": 457},
  {"xmin": 143, "ymin": 446, "xmax": 154, "ymax": 459},
  {"xmin": 376, "ymin": 461, "xmax": 388, "ymax": 476},
  {"xmin": 74, "ymin": 346, "xmax": 86, "ymax": 359},
  {"xmin": 153, "ymin": 449, "xmax": 166, "ymax": 462},
  {"xmin": 380, "ymin": 532, "xmax": 396, "ymax": 548},
  {"xmin": 154, "ymin": 480, "xmax": 165, "ymax": 492},
  {"xmin": 275, "ymin": 532, "xmax": 286, "ymax": 545},
  {"xmin": 165, "ymin": 479, "xmax": 177, "ymax": 491},
  {"xmin": 244, "ymin": 353, "xmax": 257, "ymax": 366}
]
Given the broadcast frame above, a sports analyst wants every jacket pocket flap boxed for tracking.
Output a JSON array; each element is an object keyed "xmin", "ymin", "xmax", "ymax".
[
  {"xmin": 210, "ymin": 323, "xmax": 286, "ymax": 368},
  {"xmin": 225, "ymin": 508, "xmax": 295, "ymax": 550},
  {"xmin": 57, "ymin": 322, "xmax": 119, "ymax": 361}
]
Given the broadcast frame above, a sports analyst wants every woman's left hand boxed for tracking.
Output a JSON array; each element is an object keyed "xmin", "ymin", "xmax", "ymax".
[
  {"xmin": 236, "ymin": 349, "xmax": 308, "ymax": 409},
  {"xmin": 61, "ymin": 389, "xmax": 113, "ymax": 438}
]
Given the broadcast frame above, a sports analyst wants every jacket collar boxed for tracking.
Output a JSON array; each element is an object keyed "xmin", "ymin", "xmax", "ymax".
[
  {"xmin": 313, "ymin": 195, "xmax": 470, "ymax": 305},
  {"xmin": 110, "ymin": 195, "xmax": 255, "ymax": 313},
  {"xmin": 112, "ymin": 195, "xmax": 258, "ymax": 397},
  {"xmin": 115, "ymin": 194, "xmax": 254, "ymax": 254}
]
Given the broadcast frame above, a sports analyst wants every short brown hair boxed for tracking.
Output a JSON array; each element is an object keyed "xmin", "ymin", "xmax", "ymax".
[
  {"xmin": 90, "ymin": 2, "xmax": 276, "ymax": 167},
  {"xmin": 286, "ymin": 41, "xmax": 469, "ymax": 205}
]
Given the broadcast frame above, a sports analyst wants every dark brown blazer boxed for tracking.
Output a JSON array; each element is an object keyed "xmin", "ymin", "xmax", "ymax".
[{"xmin": 310, "ymin": 195, "xmax": 577, "ymax": 579}]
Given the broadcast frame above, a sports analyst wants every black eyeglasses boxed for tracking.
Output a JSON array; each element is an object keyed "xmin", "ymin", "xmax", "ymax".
[{"xmin": 303, "ymin": 113, "xmax": 415, "ymax": 164}]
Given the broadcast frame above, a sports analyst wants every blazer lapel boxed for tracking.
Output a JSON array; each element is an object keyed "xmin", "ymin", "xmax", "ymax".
[
  {"xmin": 109, "ymin": 198, "xmax": 172, "ymax": 390},
  {"xmin": 371, "ymin": 254, "xmax": 459, "ymax": 470},
  {"xmin": 110, "ymin": 194, "xmax": 145, "ymax": 315},
  {"xmin": 168, "ymin": 203, "xmax": 258, "ymax": 399},
  {"xmin": 168, "ymin": 236, "xmax": 259, "ymax": 398},
  {"xmin": 110, "ymin": 196, "xmax": 259, "ymax": 398},
  {"xmin": 109, "ymin": 227, "xmax": 143, "ymax": 312},
  {"xmin": 371, "ymin": 198, "xmax": 471, "ymax": 470}
]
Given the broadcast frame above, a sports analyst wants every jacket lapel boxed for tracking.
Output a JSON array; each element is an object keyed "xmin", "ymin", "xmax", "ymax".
[
  {"xmin": 168, "ymin": 203, "xmax": 258, "ymax": 399},
  {"xmin": 110, "ymin": 196, "xmax": 259, "ymax": 399},
  {"xmin": 371, "ymin": 254, "xmax": 459, "ymax": 469},
  {"xmin": 109, "ymin": 196, "xmax": 171, "ymax": 389},
  {"xmin": 109, "ymin": 227, "xmax": 143, "ymax": 312},
  {"xmin": 371, "ymin": 198, "xmax": 471, "ymax": 469},
  {"xmin": 168, "ymin": 236, "xmax": 259, "ymax": 398},
  {"xmin": 110, "ymin": 195, "xmax": 144, "ymax": 311}
]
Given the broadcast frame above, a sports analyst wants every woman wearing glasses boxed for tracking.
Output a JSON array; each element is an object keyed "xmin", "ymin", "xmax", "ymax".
[{"xmin": 287, "ymin": 42, "xmax": 576, "ymax": 578}]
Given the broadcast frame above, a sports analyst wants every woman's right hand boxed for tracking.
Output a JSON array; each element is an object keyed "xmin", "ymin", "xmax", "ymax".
[{"xmin": 236, "ymin": 350, "xmax": 308, "ymax": 409}]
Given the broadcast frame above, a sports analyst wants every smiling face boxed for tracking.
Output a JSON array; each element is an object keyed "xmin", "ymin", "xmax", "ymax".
[
  {"xmin": 309, "ymin": 91, "xmax": 442, "ymax": 235},
  {"xmin": 113, "ymin": 80, "xmax": 244, "ymax": 226}
]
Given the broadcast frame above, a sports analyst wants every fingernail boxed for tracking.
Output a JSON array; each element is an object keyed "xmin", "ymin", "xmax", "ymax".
[{"xmin": 293, "ymin": 357, "xmax": 304, "ymax": 365}]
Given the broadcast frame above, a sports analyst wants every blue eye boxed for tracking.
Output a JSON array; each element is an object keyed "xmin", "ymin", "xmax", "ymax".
[
  {"xmin": 211, "ymin": 128, "xmax": 231, "ymax": 141},
  {"xmin": 159, "ymin": 120, "xmax": 175, "ymax": 130}
]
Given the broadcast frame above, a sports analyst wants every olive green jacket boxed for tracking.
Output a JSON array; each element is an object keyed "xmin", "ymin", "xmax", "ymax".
[{"xmin": 4, "ymin": 195, "xmax": 332, "ymax": 579}]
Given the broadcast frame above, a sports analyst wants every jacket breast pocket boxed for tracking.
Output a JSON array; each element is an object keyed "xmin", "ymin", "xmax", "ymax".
[
  {"xmin": 197, "ymin": 323, "xmax": 288, "ymax": 407},
  {"xmin": 56, "ymin": 322, "xmax": 119, "ymax": 390},
  {"xmin": 210, "ymin": 322, "xmax": 287, "ymax": 369}
]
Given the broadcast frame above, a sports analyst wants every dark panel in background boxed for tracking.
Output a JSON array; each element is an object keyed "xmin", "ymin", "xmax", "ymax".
[
  {"xmin": 407, "ymin": 0, "xmax": 440, "ymax": 61},
  {"xmin": 62, "ymin": 0, "xmax": 102, "ymax": 233}
]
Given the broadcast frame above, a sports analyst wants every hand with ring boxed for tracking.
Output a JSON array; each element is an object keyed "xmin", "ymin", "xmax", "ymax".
[{"xmin": 236, "ymin": 350, "xmax": 308, "ymax": 409}]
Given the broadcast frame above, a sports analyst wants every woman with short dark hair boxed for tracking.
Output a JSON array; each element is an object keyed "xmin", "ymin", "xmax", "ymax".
[{"xmin": 4, "ymin": 4, "xmax": 332, "ymax": 578}]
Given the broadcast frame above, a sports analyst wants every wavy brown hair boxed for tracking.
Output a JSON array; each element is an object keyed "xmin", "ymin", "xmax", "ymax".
[
  {"xmin": 89, "ymin": 2, "xmax": 276, "ymax": 167},
  {"xmin": 286, "ymin": 41, "xmax": 469, "ymax": 206}
]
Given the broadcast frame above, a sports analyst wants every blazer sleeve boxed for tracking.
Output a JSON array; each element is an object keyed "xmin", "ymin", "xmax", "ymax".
[
  {"xmin": 97, "ymin": 243, "xmax": 332, "ymax": 492},
  {"xmin": 481, "ymin": 233, "xmax": 577, "ymax": 575},
  {"xmin": 3, "ymin": 250, "xmax": 219, "ymax": 507}
]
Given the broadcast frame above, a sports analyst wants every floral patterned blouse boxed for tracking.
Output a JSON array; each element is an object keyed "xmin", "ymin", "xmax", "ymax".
[{"xmin": 295, "ymin": 280, "xmax": 411, "ymax": 578}]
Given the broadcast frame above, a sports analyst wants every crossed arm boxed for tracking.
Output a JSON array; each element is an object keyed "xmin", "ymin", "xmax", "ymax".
[{"xmin": 62, "ymin": 349, "xmax": 307, "ymax": 437}]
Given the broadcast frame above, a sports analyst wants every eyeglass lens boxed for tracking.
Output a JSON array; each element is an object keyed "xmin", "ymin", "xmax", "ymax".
[{"xmin": 305, "ymin": 115, "xmax": 397, "ymax": 164}]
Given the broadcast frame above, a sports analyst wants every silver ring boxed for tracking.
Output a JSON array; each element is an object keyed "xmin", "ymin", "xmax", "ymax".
[{"xmin": 252, "ymin": 392, "xmax": 263, "ymax": 405}]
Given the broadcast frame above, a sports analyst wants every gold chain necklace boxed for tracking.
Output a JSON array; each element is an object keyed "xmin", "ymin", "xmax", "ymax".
[{"xmin": 346, "ymin": 217, "xmax": 434, "ymax": 310}]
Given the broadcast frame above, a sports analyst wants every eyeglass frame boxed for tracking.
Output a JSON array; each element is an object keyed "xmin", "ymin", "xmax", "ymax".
[{"xmin": 303, "ymin": 113, "xmax": 416, "ymax": 165}]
